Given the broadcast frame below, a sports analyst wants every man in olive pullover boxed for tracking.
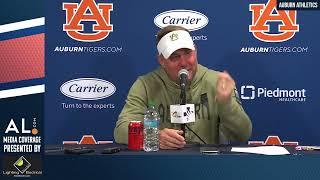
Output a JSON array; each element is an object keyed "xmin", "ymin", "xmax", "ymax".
[{"xmin": 114, "ymin": 25, "xmax": 252, "ymax": 149}]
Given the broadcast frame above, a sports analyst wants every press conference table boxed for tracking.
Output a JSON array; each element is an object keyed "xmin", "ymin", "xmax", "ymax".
[
  {"xmin": 46, "ymin": 143, "xmax": 207, "ymax": 155},
  {"xmin": 45, "ymin": 143, "xmax": 319, "ymax": 155},
  {"xmin": 43, "ymin": 144, "xmax": 320, "ymax": 180}
]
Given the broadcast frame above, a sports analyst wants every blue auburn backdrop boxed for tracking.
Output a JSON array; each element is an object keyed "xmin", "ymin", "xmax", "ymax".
[{"xmin": 45, "ymin": 0, "xmax": 320, "ymax": 145}]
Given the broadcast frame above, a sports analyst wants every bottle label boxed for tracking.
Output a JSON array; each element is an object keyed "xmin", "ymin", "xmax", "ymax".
[{"xmin": 144, "ymin": 120, "xmax": 157, "ymax": 128}]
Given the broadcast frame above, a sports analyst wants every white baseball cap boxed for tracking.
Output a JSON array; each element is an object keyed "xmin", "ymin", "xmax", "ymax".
[{"xmin": 157, "ymin": 30, "xmax": 195, "ymax": 59}]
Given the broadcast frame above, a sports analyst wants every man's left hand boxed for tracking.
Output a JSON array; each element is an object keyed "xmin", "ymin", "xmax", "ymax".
[{"xmin": 216, "ymin": 71, "xmax": 235, "ymax": 103}]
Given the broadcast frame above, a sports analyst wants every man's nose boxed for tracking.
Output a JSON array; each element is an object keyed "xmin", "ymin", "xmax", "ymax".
[{"xmin": 178, "ymin": 55, "xmax": 188, "ymax": 67}]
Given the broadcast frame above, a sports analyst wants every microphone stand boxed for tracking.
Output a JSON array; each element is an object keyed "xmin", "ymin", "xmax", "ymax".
[{"xmin": 180, "ymin": 85, "xmax": 186, "ymax": 138}]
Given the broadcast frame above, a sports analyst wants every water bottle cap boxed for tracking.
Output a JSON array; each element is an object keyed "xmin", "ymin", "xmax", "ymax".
[{"xmin": 148, "ymin": 101, "xmax": 156, "ymax": 107}]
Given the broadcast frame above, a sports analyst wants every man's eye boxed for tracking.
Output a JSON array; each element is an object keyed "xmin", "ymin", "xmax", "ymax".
[{"xmin": 169, "ymin": 55, "xmax": 180, "ymax": 61}]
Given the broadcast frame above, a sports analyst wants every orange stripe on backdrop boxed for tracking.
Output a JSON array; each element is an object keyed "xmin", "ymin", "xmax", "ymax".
[{"xmin": 0, "ymin": 33, "xmax": 44, "ymax": 83}]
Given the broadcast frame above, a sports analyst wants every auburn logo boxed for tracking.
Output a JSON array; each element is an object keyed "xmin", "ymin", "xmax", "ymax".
[
  {"xmin": 249, "ymin": 0, "xmax": 299, "ymax": 42},
  {"xmin": 63, "ymin": 0, "xmax": 113, "ymax": 42}
]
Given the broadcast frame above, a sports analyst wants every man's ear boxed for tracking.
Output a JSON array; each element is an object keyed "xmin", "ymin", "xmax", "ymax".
[{"xmin": 157, "ymin": 54, "xmax": 165, "ymax": 67}]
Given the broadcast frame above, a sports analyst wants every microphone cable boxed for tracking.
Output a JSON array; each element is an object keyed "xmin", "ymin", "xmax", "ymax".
[
  {"xmin": 178, "ymin": 69, "xmax": 207, "ymax": 144},
  {"xmin": 185, "ymin": 124, "xmax": 207, "ymax": 144}
]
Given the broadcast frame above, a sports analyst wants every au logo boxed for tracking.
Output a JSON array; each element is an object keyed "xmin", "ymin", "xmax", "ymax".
[
  {"xmin": 63, "ymin": 0, "xmax": 113, "ymax": 42},
  {"xmin": 249, "ymin": 0, "xmax": 299, "ymax": 42},
  {"xmin": 170, "ymin": 33, "xmax": 179, "ymax": 41}
]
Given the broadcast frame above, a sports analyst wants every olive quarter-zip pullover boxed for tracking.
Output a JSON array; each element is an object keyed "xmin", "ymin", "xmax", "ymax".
[{"xmin": 114, "ymin": 64, "xmax": 252, "ymax": 144}]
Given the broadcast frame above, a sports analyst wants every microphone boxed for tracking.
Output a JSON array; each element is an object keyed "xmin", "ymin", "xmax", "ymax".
[
  {"xmin": 178, "ymin": 69, "xmax": 189, "ymax": 138},
  {"xmin": 178, "ymin": 69, "xmax": 189, "ymax": 90}
]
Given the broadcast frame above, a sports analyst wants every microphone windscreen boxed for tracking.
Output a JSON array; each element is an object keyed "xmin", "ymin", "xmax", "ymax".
[{"xmin": 178, "ymin": 69, "xmax": 189, "ymax": 77}]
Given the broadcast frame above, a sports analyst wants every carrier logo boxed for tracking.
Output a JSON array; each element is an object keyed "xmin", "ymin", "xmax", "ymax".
[
  {"xmin": 63, "ymin": 0, "xmax": 113, "ymax": 42},
  {"xmin": 154, "ymin": 10, "xmax": 208, "ymax": 31},
  {"xmin": 249, "ymin": 0, "xmax": 299, "ymax": 42},
  {"xmin": 241, "ymin": 85, "xmax": 306, "ymax": 102},
  {"xmin": 60, "ymin": 78, "xmax": 116, "ymax": 100}
]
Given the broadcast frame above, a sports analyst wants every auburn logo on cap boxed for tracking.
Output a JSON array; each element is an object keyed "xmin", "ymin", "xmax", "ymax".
[
  {"xmin": 249, "ymin": 0, "xmax": 299, "ymax": 42},
  {"xmin": 170, "ymin": 33, "xmax": 179, "ymax": 41},
  {"xmin": 63, "ymin": 0, "xmax": 113, "ymax": 42}
]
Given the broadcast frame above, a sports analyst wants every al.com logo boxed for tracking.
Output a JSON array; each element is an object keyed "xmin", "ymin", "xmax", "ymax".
[
  {"xmin": 240, "ymin": 85, "xmax": 306, "ymax": 102},
  {"xmin": 63, "ymin": 0, "xmax": 113, "ymax": 42},
  {"xmin": 249, "ymin": 0, "xmax": 299, "ymax": 42}
]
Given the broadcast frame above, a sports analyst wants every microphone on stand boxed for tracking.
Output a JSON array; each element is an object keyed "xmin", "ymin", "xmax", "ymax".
[
  {"xmin": 179, "ymin": 69, "xmax": 188, "ymax": 93},
  {"xmin": 178, "ymin": 69, "xmax": 189, "ymax": 138}
]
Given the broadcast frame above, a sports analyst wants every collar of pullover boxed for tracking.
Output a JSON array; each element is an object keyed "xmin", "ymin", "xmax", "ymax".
[{"xmin": 156, "ymin": 64, "xmax": 208, "ymax": 91}]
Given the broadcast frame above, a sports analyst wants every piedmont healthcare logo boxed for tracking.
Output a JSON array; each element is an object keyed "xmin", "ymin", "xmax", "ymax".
[{"xmin": 240, "ymin": 85, "xmax": 306, "ymax": 102}]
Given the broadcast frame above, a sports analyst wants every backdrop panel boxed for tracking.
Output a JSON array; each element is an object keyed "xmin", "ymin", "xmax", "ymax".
[{"xmin": 45, "ymin": 0, "xmax": 320, "ymax": 145}]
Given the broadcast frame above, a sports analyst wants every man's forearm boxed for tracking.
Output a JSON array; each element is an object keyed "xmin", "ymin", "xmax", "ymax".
[{"xmin": 218, "ymin": 100, "xmax": 252, "ymax": 142}]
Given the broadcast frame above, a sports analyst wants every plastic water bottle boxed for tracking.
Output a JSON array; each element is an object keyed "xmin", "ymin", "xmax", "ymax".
[{"xmin": 143, "ymin": 102, "xmax": 159, "ymax": 152}]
